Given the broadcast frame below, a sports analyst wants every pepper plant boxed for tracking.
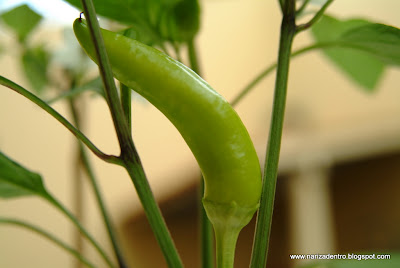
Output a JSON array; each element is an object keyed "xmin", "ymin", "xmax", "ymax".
[{"xmin": 1, "ymin": 0, "xmax": 400, "ymax": 268}]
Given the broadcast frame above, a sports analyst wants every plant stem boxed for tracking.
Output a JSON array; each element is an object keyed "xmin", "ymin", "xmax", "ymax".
[
  {"xmin": 188, "ymin": 39, "xmax": 201, "ymax": 75},
  {"xmin": 80, "ymin": 145, "xmax": 128, "ymax": 268},
  {"xmin": 69, "ymin": 98, "xmax": 129, "ymax": 268},
  {"xmin": 79, "ymin": 0, "xmax": 132, "ymax": 151},
  {"xmin": 250, "ymin": 1, "xmax": 296, "ymax": 267},
  {"xmin": 71, "ymin": 105, "xmax": 85, "ymax": 268},
  {"xmin": 0, "ymin": 75, "xmax": 121, "ymax": 165},
  {"xmin": 44, "ymin": 193, "xmax": 116, "ymax": 268},
  {"xmin": 80, "ymin": 1, "xmax": 183, "ymax": 267},
  {"xmin": 0, "ymin": 217, "xmax": 97, "ymax": 268},
  {"xmin": 296, "ymin": 0, "xmax": 334, "ymax": 33},
  {"xmin": 230, "ymin": 63, "xmax": 277, "ymax": 107},
  {"xmin": 64, "ymin": 76, "xmax": 85, "ymax": 268},
  {"xmin": 188, "ymin": 38, "xmax": 214, "ymax": 268},
  {"xmin": 173, "ymin": 42, "xmax": 183, "ymax": 63},
  {"xmin": 123, "ymin": 155, "xmax": 183, "ymax": 268},
  {"xmin": 230, "ymin": 41, "xmax": 343, "ymax": 106},
  {"xmin": 296, "ymin": 0, "xmax": 310, "ymax": 16},
  {"xmin": 120, "ymin": 82, "xmax": 132, "ymax": 134}
]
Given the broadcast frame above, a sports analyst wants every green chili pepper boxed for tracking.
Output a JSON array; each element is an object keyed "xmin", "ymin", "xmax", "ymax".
[{"xmin": 74, "ymin": 18, "xmax": 261, "ymax": 268}]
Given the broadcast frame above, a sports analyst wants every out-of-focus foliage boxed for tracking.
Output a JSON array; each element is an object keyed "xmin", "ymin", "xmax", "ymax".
[
  {"xmin": 0, "ymin": 151, "xmax": 47, "ymax": 199},
  {"xmin": 63, "ymin": 0, "xmax": 200, "ymax": 46},
  {"xmin": 0, "ymin": 4, "xmax": 42, "ymax": 43},
  {"xmin": 312, "ymin": 15, "xmax": 400, "ymax": 91},
  {"xmin": 311, "ymin": 15, "xmax": 384, "ymax": 91}
]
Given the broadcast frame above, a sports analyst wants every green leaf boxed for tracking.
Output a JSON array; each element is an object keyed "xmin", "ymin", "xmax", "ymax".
[
  {"xmin": 21, "ymin": 45, "xmax": 50, "ymax": 94},
  {"xmin": 311, "ymin": 15, "xmax": 370, "ymax": 42},
  {"xmin": 0, "ymin": 151, "xmax": 48, "ymax": 199},
  {"xmin": 298, "ymin": 253, "xmax": 400, "ymax": 268},
  {"xmin": 63, "ymin": 0, "xmax": 200, "ymax": 44},
  {"xmin": 170, "ymin": 0, "xmax": 201, "ymax": 42},
  {"xmin": 311, "ymin": 15, "xmax": 385, "ymax": 91},
  {"xmin": 340, "ymin": 23, "xmax": 400, "ymax": 66},
  {"xmin": 0, "ymin": 4, "xmax": 42, "ymax": 42},
  {"xmin": 63, "ymin": 0, "xmax": 149, "ymax": 26}
]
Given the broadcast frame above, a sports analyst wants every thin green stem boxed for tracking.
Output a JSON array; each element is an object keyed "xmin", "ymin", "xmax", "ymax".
[
  {"xmin": 80, "ymin": 1, "xmax": 183, "ymax": 267},
  {"xmin": 230, "ymin": 63, "xmax": 277, "ymax": 107},
  {"xmin": 173, "ymin": 43, "xmax": 183, "ymax": 63},
  {"xmin": 43, "ymin": 193, "xmax": 116, "ymax": 268},
  {"xmin": 188, "ymin": 38, "xmax": 214, "ymax": 268},
  {"xmin": 80, "ymin": 145, "xmax": 128, "ymax": 268},
  {"xmin": 72, "ymin": 164, "xmax": 84, "ymax": 268},
  {"xmin": 0, "ymin": 217, "xmax": 97, "ymax": 268},
  {"xmin": 230, "ymin": 41, "xmax": 344, "ymax": 106},
  {"xmin": 123, "ymin": 155, "xmax": 184, "ymax": 268},
  {"xmin": 0, "ymin": 75, "xmax": 122, "ymax": 165},
  {"xmin": 69, "ymin": 98, "xmax": 128, "ymax": 268},
  {"xmin": 296, "ymin": 0, "xmax": 334, "ymax": 33},
  {"xmin": 80, "ymin": 0, "xmax": 132, "ymax": 152},
  {"xmin": 71, "ymin": 121, "xmax": 85, "ymax": 268},
  {"xmin": 250, "ymin": 1, "xmax": 296, "ymax": 267},
  {"xmin": 188, "ymin": 39, "xmax": 201, "ymax": 75},
  {"xmin": 296, "ymin": 0, "xmax": 310, "ymax": 16},
  {"xmin": 120, "ymin": 82, "xmax": 132, "ymax": 134},
  {"xmin": 66, "ymin": 77, "xmax": 85, "ymax": 268}
]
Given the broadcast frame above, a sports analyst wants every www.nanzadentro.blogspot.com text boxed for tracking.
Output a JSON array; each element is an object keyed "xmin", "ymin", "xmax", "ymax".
[{"xmin": 289, "ymin": 253, "xmax": 391, "ymax": 261}]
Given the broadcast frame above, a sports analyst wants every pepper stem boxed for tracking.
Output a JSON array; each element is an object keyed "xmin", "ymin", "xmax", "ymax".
[
  {"xmin": 203, "ymin": 199, "xmax": 259, "ymax": 268},
  {"xmin": 214, "ymin": 224, "xmax": 240, "ymax": 268}
]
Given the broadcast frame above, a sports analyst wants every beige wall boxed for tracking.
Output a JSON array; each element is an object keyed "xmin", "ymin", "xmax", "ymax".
[{"xmin": 1, "ymin": 0, "xmax": 400, "ymax": 267}]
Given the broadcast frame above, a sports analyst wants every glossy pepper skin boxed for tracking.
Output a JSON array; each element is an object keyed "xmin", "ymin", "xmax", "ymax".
[{"xmin": 74, "ymin": 18, "xmax": 261, "ymax": 267}]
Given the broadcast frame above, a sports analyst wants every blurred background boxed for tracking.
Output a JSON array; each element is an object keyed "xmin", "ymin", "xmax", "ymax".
[{"xmin": 0, "ymin": 0, "xmax": 400, "ymax": 267}]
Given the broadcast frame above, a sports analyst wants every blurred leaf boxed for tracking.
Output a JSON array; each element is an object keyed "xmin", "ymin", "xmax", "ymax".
[
  {"xmin": 63, "ymin": 0, "xmax": 200, "ymax": 44},
  {"xmin": 21, "ymin": 45, "xmax": 50, "ymax": 94},
  {"xmin": 320, "ymin": 48, "xmax": 384, "ymax": 91},
  {"xmin": 340, "ymin": 23, "xmax": 400, "ymax": 66},
  {"xmin": 312, "ymin": 15, "xmax": 370, "ymax": 42},
  {"xmin": 298, "ymin": 253, "xmax": 400, "ymax": 268},
  {"xmin": 64, "ymin": 0, "xmax": 150, "ymax": 26},
  {"xmin": 0, "ymin": 4, "xmax": 42, "ymax": 42},
  {"xmin": 311, "ymin": 15, "xmax": 385, "ymax": 91},
  {"xmin": 121, "ymin": 25, "xmax": 157, "ymax": 46},
  {"xmin": 0, "ymin": 151, "xmax": 48, "ymax": 199},
  {"xmin": 169, "ymin": 0, "xmax": 200, "ymax": 42},
  {"xmin": 47, "ymin": 76, "xmax": 105, "ymax": 104}
]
